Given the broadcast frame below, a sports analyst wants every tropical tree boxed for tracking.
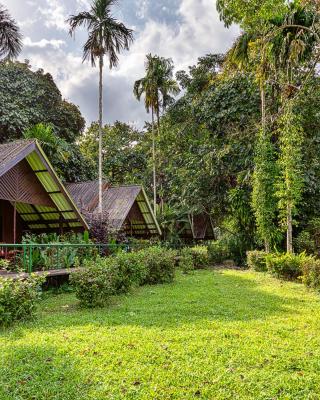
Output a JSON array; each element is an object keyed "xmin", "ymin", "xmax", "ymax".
[
  {"xmin": 0, "ymin": 61, "xmax": 85, "ymax": 143},
  {"xmin": 134, "ymin": 54, "xmax": 179, "ymax": 214},
  {"xmin": 224, "ymin": 2, "xmax": 319, "ymax": 251},
  {"xmin": 68, "ymin": 0, "xmax": 133, "ymax": 214},
  {"xmin": 0, "ymin": 4, "xmax": 22, "ymax": 60}
]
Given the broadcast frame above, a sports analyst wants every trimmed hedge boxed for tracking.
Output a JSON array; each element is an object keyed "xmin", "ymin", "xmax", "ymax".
[
  {"xmin": 0, "ymin": 275, "xmax": 44, "ymax": 326},
  {"xmin": 247, "ymin": 250, "xmax": 267, "ymax": 272}
]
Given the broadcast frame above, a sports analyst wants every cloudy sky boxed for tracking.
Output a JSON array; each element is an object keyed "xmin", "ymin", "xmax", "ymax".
[{"xmin": 2, "ymin": 0, "xmax": 239, "ymax": 128}]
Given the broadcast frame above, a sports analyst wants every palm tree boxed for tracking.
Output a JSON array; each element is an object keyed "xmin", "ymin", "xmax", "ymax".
[
  {"xmin": 68, "ymin": 0, "xmax": 133, "ymax": 214},
  {"xmin": 0, "ymin": 4, "xmax": 22, "ymax": 60},
  {"xmin": 134, "ymin": 54, "xmax": 179, "ymax": 214}
]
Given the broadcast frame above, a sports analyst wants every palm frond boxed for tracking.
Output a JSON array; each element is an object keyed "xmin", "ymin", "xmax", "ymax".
[
  {"xmin": 0, "ymin": 5, "xmax": 22, "ymax": 60},
  {"xmin": 67, "ymin": 0, "xmax": 133, "ymax": 68}
]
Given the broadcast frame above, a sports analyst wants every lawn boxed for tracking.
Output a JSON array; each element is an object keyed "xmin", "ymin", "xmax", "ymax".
[{"xmin": 1, "ymin": 269, "xmax": 320, "ymax": 400}]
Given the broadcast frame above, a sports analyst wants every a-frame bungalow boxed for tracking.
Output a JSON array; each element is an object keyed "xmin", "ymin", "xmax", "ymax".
[
  {"xmin": 66, "ymin": 182, "xmax": 161, "ymax": 238},
  {"xmin": 0, "ymin": 140, "xmax": 88, "ymax": 243}
]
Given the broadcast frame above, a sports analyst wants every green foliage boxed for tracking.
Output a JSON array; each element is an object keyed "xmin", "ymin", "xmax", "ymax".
[
  {"xmin": 276, "ymin": 105, "xmax": 304, "ymax": 233},
  {"xmin": 295, "ymin": 231, "xmax": 316, "ymax": 255},
  {"xmin": 0, "ymin": 61, "xmax": 85, "ymax": 142},
  {"xmin": 265, "ymin": 252, "xmax": 307, "ymax": 280},
  {"xmin": 247, "ymin": 250, "xmax": 268, "ymax": 271},
  {"xmin": 208, "ymin": 240, "xmax": 230, "ymax": 265},
  {"xmin": 294, "ymin": 218, "xmax": 320, "ymax": 255},
  {"xmin": 301, "ymin": 256, "xmax": 320, "ymax": 289},
  {"xmin": 80, "ymin": 121, "xmax": 147, "ymax": 185},
  {"xmin": 141, "ymin": 246, "xmax": 177, "ymax": 285},
  {"xmin": 0, "ymin": 275, "xmax": 44, "ymax": 326},
  {"xmin": 19, "ymin": 233, "xmax": 97, "ymax": 272},
  {"xmin": 0, "ymin": 259, "xmax": 10, "ymax": 270},
  {"xmin": 178, "ymin": 248, "xmax": 194, "ymax": 274},
  {"xmin": 0, "ymin": 61, "xmax": 92, "ymax": 181},
  {"xmin": 107, "ymin": 251, "xmax": 148, "ymax": 294},
  {"xmin": 134, "ymin": 54, "xmax": 179, "ymax": 114},
  {"xmin": 216, "ymin": 0, "xmax": 288, "ymax": 29},
  {"xmin": 190, "ymin": 246, "xmax": 209, "ymax": 269},
  {"xmin": 158, "ymin": 70, "xmax": 259, "ymax": 235},
  {"xmin": 71, "ymin": 247, "xmax": 177, "ymax": 307},
  {"xmin": 70, "ymin": 259, "xmax": 117, "ymax": 308},
  {"xmin": 67, "ymin": 0, "xmax": 133, "ymax": 69},
  {"xmin": 252, "ymin": 129, "xmax": 280, "ymax": 249}
]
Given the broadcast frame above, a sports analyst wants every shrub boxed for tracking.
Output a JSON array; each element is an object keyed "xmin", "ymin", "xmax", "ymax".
[
  {"xmin": 265, "ymin": 252, "xmax": 306, "ymax": 280},
  {"xmin": 19, "ymin": 232, "xmax": 98, "ymax": 272},
  {"xmin": 301, "ymin": 256, "xmax": 320, "ymax": 289},
  {"xmin": 141, "ymin": 246, "xmax": 177, "ymax": 284},
  {"xmin": 190, "ymin": 246, "xmax": 209, "ymax": 269},
  {"xmin": 70, "ymin": 258, "xmax": 117, "ymax": 307},
  {"xmin": 247, "ymin": 250, "xmax": 268, "ymax": 272},
  {"xmin": 0, "ymin": 259, "xmax": 10, "ymax": 270},
  {"xmin": 110, "ymin": 251, "xmax": 148, "ymax": 293},
  {"xmin": 294, "ymin": 231, "xmax": 316, "ymax": 255},
  {"xmin": 71, "ymin": 247, "xmax": 177, "ymax": 307},
  {"xmin": 0, "ymin": 275, "xmax": 44, "ymax": 326},
  {"xmin": 179, "ymin": 248, "xmax": 194, "ymax": 274},
  {"xmin": 208, "ymin": 240, "xmax": 229, "ymax": 265}
]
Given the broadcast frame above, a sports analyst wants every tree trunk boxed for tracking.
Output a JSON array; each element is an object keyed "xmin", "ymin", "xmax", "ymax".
[
  {"xmin": 287, "ymin": 203, "xmax": 293, "ymax": 253},
  {"xmin": 98, "ymin": 54, "xmax": 103, "ymax": 214},
  {"xmin": 261, "ymin": 84, "xmax": 266, "ymax": 134},
  {"xmin": 260, "ymin": 82, "xmax": 270, "ymax": 253},
  {"xmin": 156, "ymin": 107, "xmax": 164, "ymax": 214},
  {"xmin": 151, "ymin": 107, "xmax": 157, "ymax": 215}
]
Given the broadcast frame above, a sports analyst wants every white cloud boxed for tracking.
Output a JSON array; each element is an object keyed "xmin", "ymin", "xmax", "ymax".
[
  {"xmin": 112, "ymin": 0, "xmax": 239, "ymax": 79},
  {"xmin": 38, "ymin": 0, "xmax": 68, "ymax": 31},
  {"xmin": 24, "ymin": 37, "xmax": 66, "ymax": 50},
  {"xmin": 136, "ymin": 0, "xmax": 149, "ymax": 19},
  {"xmin": 2, "ymin": 0, "xmax": 239, "ymax": 127}
]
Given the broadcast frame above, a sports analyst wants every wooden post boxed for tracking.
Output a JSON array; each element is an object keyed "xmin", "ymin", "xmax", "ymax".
[
  {"xmin": 59, "ymin": 213, "xmax": 64, "ymax": 236},
  {"xmin": 13, "ymin": 201, "xmax": 16, "ymax": 244}
]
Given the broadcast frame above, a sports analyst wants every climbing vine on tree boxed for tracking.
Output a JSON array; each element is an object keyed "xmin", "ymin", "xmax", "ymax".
[
  {"xmin": 252, "ymin": 129, "xmax": 280, "ymax": 251},
  {"xmin": 276, "ymin": 103, "xmax": 304, "ymax": 253}
]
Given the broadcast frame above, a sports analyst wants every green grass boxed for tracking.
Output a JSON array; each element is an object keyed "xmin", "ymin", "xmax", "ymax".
[{"xmin": 1, "ymin": 269, "xmax": 320, "ymax": 399}]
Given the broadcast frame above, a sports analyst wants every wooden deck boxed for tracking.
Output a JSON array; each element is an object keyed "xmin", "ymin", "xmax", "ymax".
[{"xmin": 0, "ymin": 268, "xmax": 80, "ymax": 280}]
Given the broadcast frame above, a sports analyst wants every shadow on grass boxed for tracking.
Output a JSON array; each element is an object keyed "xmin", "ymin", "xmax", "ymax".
[
  {"xmin": 0, "ymin": 343, "xmax": 92, "ymax": 400},
  {"xmin": 17, "ymin": 270, "xmax": 297, "ymax": 332}
]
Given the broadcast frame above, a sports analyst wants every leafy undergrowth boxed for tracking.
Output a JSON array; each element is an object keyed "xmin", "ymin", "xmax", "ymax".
[{"xmin": 1, "ymin": 270, "xmax": 320, "ymax": 399}]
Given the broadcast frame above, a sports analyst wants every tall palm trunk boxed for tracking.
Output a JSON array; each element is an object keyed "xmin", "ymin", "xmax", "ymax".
[
  {"xmin": 98, "ymin": 53, "xmax": 103, "ymax": 214},
  {"xmin": 151, "ymin": 107, "xmax": 157, "ymax": 215},
  {"xmin": 156, "ymin": 108, "xmax": 164, "ymax": 214}
]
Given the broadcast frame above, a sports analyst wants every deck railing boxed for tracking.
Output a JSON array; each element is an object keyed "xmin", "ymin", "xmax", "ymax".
[{"xmin": 0, "ymin": 243, "xmax": 130, "ymax": 273}]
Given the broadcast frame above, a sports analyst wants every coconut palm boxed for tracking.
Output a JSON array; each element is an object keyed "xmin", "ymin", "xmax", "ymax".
[
  {"xmin": 134, "ymin": 54, "xmax": 179, "ymax": 214},
  {"xmin": 0, "ymin": 4, "xmax": 22, "ymax": 60},
  {"xmin": 68, "ymin": 0, "xmax": 133, "ymax": 214}
]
